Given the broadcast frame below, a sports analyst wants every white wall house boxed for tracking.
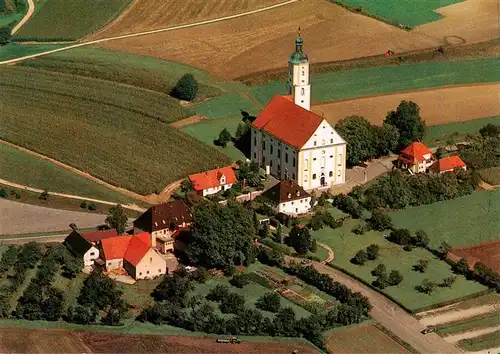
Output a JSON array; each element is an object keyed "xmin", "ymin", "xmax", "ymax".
[
  {"xmin": 63, "ymin": 230, "xmax": 99, "ymax": 268},
  {"xmin": 188, "ymin": 166, "xmax": 237, "ymax": 197},
  {"xmin": 398, "ymin": 142, "xmax": 434, "ymax": 174},
  {"xmin": 262, "ymin": 180, "xmax": 311, "ymax": 216}
]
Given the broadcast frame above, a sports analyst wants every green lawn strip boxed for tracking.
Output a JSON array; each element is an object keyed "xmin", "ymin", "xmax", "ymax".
[
  {"xmin": 120, "ymin": 277, "xmax": 161, "ymax": 314},
  {"xmin": 251, "ymin": 59, "xmax": 500, "ymax": 106},
  {"xmin": 458, "ymin": 330, "xmax": 500, "ymax": 352},
  {"xmin": 193, "ymin": 93, "xmax": 260, "ymax": 119},
  {"xmin": 8, "ymin": 266, "xmax": 38, "ymax": 313},
  {"xmin": 390, "ymin": 190, "xmax": 500, "ymax": 249},
  {"xmin": 0, "ymin": 43, "xmax": 68, "ymax": 61},
  {"xmin": 0, "ymin": 12, "xmax": 23, "ymax": 27},
  {"xmin": 423, "ymin": 116, "xmax": 500, "ymax": 147},
  {"xmin": 19, "ymin": 48, "xmax": 241, "ymax": 98},
  {"xmin": 479, "ymin": 166, "xmax": 500, "ymax": 186},
  {"xmin": 0, "ymin": 144, "xmax": 135, "ymax": 204},
  {"xmin": 436, "ymin": 312, "xmax": 500, "ymax": 336},
  {"xmin": 311, "ymin": 218, "xmax": 486, "ymax": 311},
  {"xmin": 63, "ymin": 273, "xmax": 87, "ymax": 311},
  {"xmin": 0, "ymin": 66, "xmax": 230, "ymax": 195},
  {"xmin": 15, "ymin": 0, "xmax": 133, "ymax": 40},
  {"xmin": 0, "ymin": 228, "xmax": 95, "ymax": 239},
  {"xmin": 329, "ymin": 0, "xmax": 463, "ymax": 28},
  {"xmin": 182, "ymin": 116, "xmax": 246, "ymax": 161}
]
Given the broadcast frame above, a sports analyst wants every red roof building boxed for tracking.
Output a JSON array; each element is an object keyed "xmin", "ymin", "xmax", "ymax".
[
  {"xmin": 81, "ymin": 229, "xmax": 118, "ymax": 245},
  {"xmin": 188, "ymin": 166, "xmax": 237, "ymax": 197},
  {"xmin": 430, "ymin": 156, "xmax": 467, "ymax": 174},
  {"xmin": 398, "ymin": 142, "xmax": 434, "ymax": 174}
]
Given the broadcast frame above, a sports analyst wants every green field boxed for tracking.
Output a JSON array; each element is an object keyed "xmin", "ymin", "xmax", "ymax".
[
  {"xmin": 436, "ymin": 312, "xmax": 500, "ymax": 336},
  {"xmin": 458, "ymin": 330, "xmax": 500, "ymax": 352},
  {"xmin": 311, "ymin": 216, "xmax": 487, "ymax": 311},
  {"xmin": 424, "ymin": 116, "xmax": 500, "ymax": 147},
  {"xmin": 15, "ymin": 0, "xmax": 132, "ymax": 40},
  {"xmin": 330, "ymin": 0, "xmax": 463, "ymax": 28},
  {"xmin": 0, "ymin": 66, "xmax": 230, "ymax": 195},
  {"xmin": 390, "ymin": 190, "xmax": 500, "ymax": 249},
  {"xmin": 0, "ymin": 144, "xmax": 134, "ymax": 203},
  {"xmin": 19, "ymin": 48, "xmax": 242, "ymax": 99},
  {"xmin": 0, "ymin": 43, "xmax": 67, "ymax": 61}
]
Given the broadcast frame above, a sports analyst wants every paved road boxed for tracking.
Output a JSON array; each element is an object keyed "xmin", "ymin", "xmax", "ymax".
[
  {"xmin": 0, "ymin": 234, "xmax": 67, "ymax": 244},
  {"xmin": 0, "ymin": 0, "xmax": 297, "ymax": 65},
  {"xmin": 312, "ymin": 262, "xmax": 462, "ymax": 354},
  {"xmin": 10, "ymin": 0, "xmax": 34, "ymax": 34}
]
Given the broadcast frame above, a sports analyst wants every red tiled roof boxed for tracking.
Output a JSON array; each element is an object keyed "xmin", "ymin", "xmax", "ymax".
[
  {"xmin": 101, "ymin": 235, "xmax": 131, "ymax": 260},
  {"xmin": 124, "ymin": 232, "xmax": 151, "ymax": 266},
  {"xmin": 431, "ymin": 156, "xmax": 466, "ymax": 173},
  {"xmin": 399, "ymin": 142, "xmax": 433, "ymax": 163},
  {"xmin": 188, "ymin": 166, "xmax": 237, "ymax": 191},
  {"xmin": 252, "ymin": 95, "xmax": 323, "ymax": 149},
  {"xmin": 282, "ymin": 95, "xmax": 293, "ymax": 101},
  {"xmin": 82, "ymin": 229, "xmax": 118, "ymax": 243}
]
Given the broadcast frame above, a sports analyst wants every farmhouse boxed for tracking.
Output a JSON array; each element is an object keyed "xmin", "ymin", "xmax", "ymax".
[
  {"xmin": 398, "ymin": 142, "xmax": 434, "ymax": 174},
  {"xmin": 133, "ymin": 200, "xmax": 192, "ymax": 254},
  {"xmin": 64, "ymin": 230, "xmax": 99, "ymax": 267},
  {"xmin": 100, "ymin": 232, "xmax": 167, "ymax": 280},
  {"xmin": 80, "ymin": 229, "xmax": 118, "ymax": 246},
  {"xmin": 250, "ymin": 30, "xmax": 347, "ymax": 191},
  {"xmin": 430, "ymin": 156, "xmax": 467, "ymax": 174},
  {"xmin": 262, "ymin": 180, "xmax": 311, "ymax": 215},
  {"xmin": 188, "ymin": 165, "xmax": 237, "ymax": 196}
]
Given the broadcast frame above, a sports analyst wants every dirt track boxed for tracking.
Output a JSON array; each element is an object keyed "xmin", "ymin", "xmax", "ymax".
[
  {"xmin": 312, "ymin": 84, "xmax": 500, "ymax": 126},
  {"xmin": 419, "ymin": 305, "xmax": 500, "ymax": 326},
  {"xmin": 444, "ymin": 326, "xmax": 500, "ymax": 343}
]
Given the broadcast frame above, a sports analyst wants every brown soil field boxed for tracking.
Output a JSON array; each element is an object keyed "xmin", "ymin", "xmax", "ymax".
[
  {"xmin": 76, "ymin": 332, "xmax": 319, "ymax": 353},
  {"xmin": 326, "ymin": 324, "xmax": 411, "ymax": 354},
  {"xmin": 95, "ymin": 0, "xmax": 439, "ymax": 78},
  {"xmin": 93, "ymin": 0, "xmax": 284, "ymax": 37},
  {"xmin": 448, "ymin": 240, "xmax": 500, "ymax": 273},
  {"xmin": 94, "ymin": 0, "xmax": 497, "ymax": 79},
  {"xmin": 311, "ymin": 84, "xmax": 500, "ymax": 127},
  {"xmin": 169, "ymin": 115, "xmax": 207, "ymax": 128},
  {"xmin": 0, "ymin": 328, "xmax": 90, "ymax": 353}
]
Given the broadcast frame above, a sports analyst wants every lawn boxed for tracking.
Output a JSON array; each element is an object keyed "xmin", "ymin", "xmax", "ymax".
[
  {"xmin": 0, "ymin": 66, "xmax": 230, "ymax": 195},
  {"xmin": 0, "ymin": 43, "xmax": 67, "ymax": 61},
  {"xmin": 330, "ymin": 0, "xmax": 463, "ymax": 28},
  {"xmin": 0, "ymin": 144, "xmax": 134, "ymax": 204},
  {"xmin": 19, "ymin": 48, "xmax": 242, "ymax": 99},
  {"xmin": 423, "ymin": 116, "xmax": 500, "ymax": 147},
  {"xmin": 436, "ymin": 312, "xmax": 500, "ymax": 336},
  {"xmin": 458, "ymin": 330, "xmax": 500, "ymax": 352},
  {"xmin": 193, "ymin": 93, "xmax": 260, "ymax": 119},
  {"xmin": 311, "ymin": 217, "xmax": 487, "ymax": 311},
  {"xmin": 15, "ymin": 0, "xmax": 133, "ymax": 40},
  {"xmin": 390, "ymin": 190, "xmax": 500, "ymax": 249}
]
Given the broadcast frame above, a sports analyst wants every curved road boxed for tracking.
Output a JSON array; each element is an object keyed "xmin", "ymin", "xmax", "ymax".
[
  {"xmin": 0, "ymin": 0, "xmax": 297, "ymax": 65},
  {"xmin": 10, "ymin": 0, "xmax": 34, "ymax": 35}
]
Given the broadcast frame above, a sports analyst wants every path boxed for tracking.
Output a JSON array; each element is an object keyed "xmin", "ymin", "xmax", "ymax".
[
  {"xmin": 1, "ymin": 234, "xmax": 68, "ymax": 244},
  {"xmin": 317, "ymin": 242, "xmax": 334, "ymax": 263},
  {"xmin": 444, "ymin": 326, "xmax": 500, "ymax": 343},
  {"xmin": 0, "ymin": 0, "xmax": 298, "ymax": 65},
  {"xmin": 10, "ymin": 0, "xmax": 34, "ymax": 35},
  {"xmin": 419, "ymin": 305, "xmax": 500, "ymax": 327},
  {"xmin": 311, "ymin": 262, "xmax": 461, "ymax": 354}
]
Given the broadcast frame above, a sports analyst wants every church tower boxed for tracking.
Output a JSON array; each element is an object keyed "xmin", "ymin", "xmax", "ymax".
[{"xmin": 287, "ymin": 27, "xmax": 311, "ymax": 111}]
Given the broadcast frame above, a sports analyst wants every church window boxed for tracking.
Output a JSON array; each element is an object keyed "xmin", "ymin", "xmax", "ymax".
[
  {"xmin": 321, "ymin": 157, "xmax": 326, "ymax": 168},
  {"xmin": 254, "ymin": 136, "xmax": 257, "ymax": 146},
  {"xmin": 301, "ymin": 88, "xmax": 304, "ymax": 95},
  {"xmin": 304, "ymin": 175, "xmax": 308, "ymax": 182},
  {"xmin": 278, "ymin": 149, "xmax": 281, "ymax": 158},
  {"xmin": 285, "ymin": 153, "xmax": 288, "ymax": 163},
  {"xmin": 329, "ymin": 171, "xmax": 333, "ymax": 177},
  {"xmin": 322, "ymin": 139, "xmax": 325, "ymax": 145},
  {"xmin": 313, "ymin": 141, "xmax": 317, "ymax": 146},
  {"xmin": 270, "ymin": 145, "xmax": 273, "ymax": 154},
  {"xmin": 254, "ymin": 152, "xmax": 257, "ymax": 159},
  {"xmin": 278, "ymin": 164, "xmax": 281, "ymax": 173},
  {"xmin": 270, "ymin": 160, "xmax": 273, "ymax": 167},
  {"xmin": 312, "ymin": 174, "xmax": 317, "ymax": 180},
  {"xmin": 301, "ymin": 100, "xmax": 304, "ymax": 104},
  {"xmin": 304, "ymin": 159, "xmax": 308, "ymax": 171},
  {"xmin": 293, "ymin": 157, "xmax": 296, "ymax": 167},
  {"xmin": 330, "ymin": 155, "xmax": 333, "ymax": 158},
  {"xmin": 338, "ymin": 154, "xmax": 342, "ymax": 166},
  {"xmin": 330, "ymin": 138, "xmax": 334, "ymax": 143},
  {"xmin": 263, "ymin": 156, "xmax": 266, "ymax": 165},
  {"xmin": 338, "ymin": 170, "xmax": 341, "ymax": 177},
  {"xmin": 263, "ymin": 141, "xmax": 266, "ymax": 151},
  {"xmin": 302, "ymin": 70, "xmax": 305, "ymax": 76},
  {"xmin": 313, "ymin": 158, "xmax": 316, "ymax": 161}
]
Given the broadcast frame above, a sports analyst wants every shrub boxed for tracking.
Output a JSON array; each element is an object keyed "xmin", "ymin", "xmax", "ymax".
[
  {"xmin": 190, "ymin": 267, "xmax": 209, "ymax": 283},
  {"xmin": 256, "ymin": 292, "xmax": 281, "ymax": 313},
  {"xmin": 438, "ymin": 242, "xmax": 452, "ymax": 259},
  {"xmin": 413, "ymin": 259, "xmax": 429, "ymax": 273},
  {"xmin": 368, "ymin": 209, "xmax": 392, "ymax": 231},
  {"xmin": 352, "ymin": 224, "xmax": 366, "ymax": 235},
  {"xmin": 440, "ymin": 276, "xmax": 457, "ymax": 288},
  {"xmin": 0, "ymin": 189, "xmax": 7, "ymax": 198},
  {"xmin": 0, "ymin": 26, "xmax": 11, "ymax": 46},
  {"xmin": 230, "ymin": 273, "xmax": 252, "ymax": 288},
  {"xmin": 39, "ymin": 190, "xmax": 49, "ymax": 200},
  {"xmin": 416, "ymin": 279, "xmax": 437, "ymax": 294},
  {"xmin": 352, "ymin": 250, "xmax": 368, "ymax": 265},
  {"xmin": 413, "ymin": 229, "xmax": 429, "ymax": 248},
  {"xmin": 388, "ymin": 270, "xmax": 403, "ymax": 286},
  {"xmin": 206, "ymin": 285, "xmax": 230, "ymax": 302},
  {"xmin": 388, "ymin": 229, "xmax": 412, "ymax": 246},
  {"xmin": 453, "ymin": 258, "xmax": 470, "ymax": 275},
  {"xmin": 171, "ymin": 74, "xmax": 198, "ymax": 101},
  {"xmin": 15, "ymin": 193, "xmax": 21, "ymax": 199},
  {"xmin": 80, "ymin": 201, "xmax": 87, "ymax": 209},
  {"xmin": 366, "ymin": 244, "xmax": 380, "ymax": 260},
  {"xmin": 373, "ymin": 273, "xmax": 389, "ymax": 289},
  {"xmin": 372, "ymin": 264, "xmax": 387, "ymax": 277},
  {"xmin": 219, "ymin": 292, "xmax": 245, "ymax": 314}
]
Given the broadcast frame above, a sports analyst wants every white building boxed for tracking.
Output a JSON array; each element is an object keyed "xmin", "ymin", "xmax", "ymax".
[
  {"xmin": 398, "ymin": 142, "xmax": 434, "ymax": 174},
  {"xmin": 64, "ymin": 230, "xmax": 100, "ymax": 267},
  {"xmin": 262, "ymin": 180, "xmax": 311, "ymax": 215},
  {"xmin": 188, "ymin": 166, "xmax": 237, "ymax": 196},
  {"xmin": 250, "ymin": 30, "xmax": 347, "ymax": 191}
]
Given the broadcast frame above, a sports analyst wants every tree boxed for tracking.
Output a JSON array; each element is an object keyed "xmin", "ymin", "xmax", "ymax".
[
  {"xmin": 368, "ymin": 209, "xmax": 392, "ymax": 231},
  {"xmin": 0, "ymin": 26, "xmax": 11, "ymax": 46},
  {"xmin": 372, "ymin": 264, "xmax": 387, "ymax": 277},
  {"xmin": 184, "ymin": 201, "xmax": 257, "ymax": 269},
  {"xmin": 190, "ymin": 267, "xmax": 209, "ymax": 283},
  {"xmin": 352, "ymin": 250, "xmax": 368, "ymax": 265},
  {"xmin": 384, "ymin": 100, "xmax": 426, "ymax": 148},
  {"xmin": 230, "ymin": 273, "xmax": 251, "ymax": 288},
  {"xmin": 217, "ymin": 128, "xmax": 232, "ymax": 148},
  {"xmin": 373, "ymin": 123, "xmax": 399, "ymax": 155},
  {"xmin": 413, "ymin": 229, "xmax": 429, "ymax": 248},
  {"xmin": 171, "ymin": 73, "xmax": 198, "ymax": 101},
  {"xmin": 438, "ymin": 241, "xmax": 452, "ymax": 259},
  {"xmin": 275, "ymin": 224, "xmax": 283, "ymax": 243},
  {"xmin": 105, "ymin": 204, "xmax": 128, "ymax": 235},
  {"xmin": 62, "ymin": 256, "xmax": 83, "ymax": 278},
  {"xmin": 206, "ymin": 285, "xmax": 230, "ymax": 302},
  {"xmin": 67, "ymin": 305, "xmax": 98, "ymax": 324},
  {"xmin": 388, "ymin": 229, "xmax": 412, "ymax": 246},
  {"xmin": 42, "ymin": 287, "xmax": 64, "ymax": 321},
  {"xmin": 219, "ymin": 292, "xmax": 245, "ymax": 314},
  {"xmin": 440, "ymin": 276, "xmax": 456, "ymax": 288},
  {"xmin": 0, "ymin": 189, "xmax": 7, "ymax": 198},
  {"xmin": 80, "ymin": 201, "xmax": 87, "ymax": 209},
  {"xmin": 373, "ymin": 272, "xmax": 389, "ymax": 289},
  {"xmin": 256, "ymin": 292, "xmax": 281, "ymax": 313},
  {"xmin": 479, "ymin": 123, "xmax": 500, "ymax": 138},
  {"xmin": 335, "ymin": 116, "xmax": 376, "ymax": 165},
  {"xmin": 259, "ymin": 222, "xmax": 269, "ymax": 238},
  {"xmin": 152, "ymin": 272, "xmax": 193, "ymax": 305},
  {"xmin": 414, "ymin": 259, "xmax": 429, "ymax": 273},
  {"xmin": 389, "ymin": 270, "xmax": 403, "ymax": 286},
  {"xmin": 366, "ymin": 244, "xmax": 380, "ymax": 261},
  {"xmin": 288, "ymin": 226, "xmax": 312, "ymax": 255},
  {"xmin": 417, "ymin": 279, "xmax": 437, "ymax": 294},
  {"xmin": 453, "ymin": 258, "xmax": 470, "ymax": 275}
]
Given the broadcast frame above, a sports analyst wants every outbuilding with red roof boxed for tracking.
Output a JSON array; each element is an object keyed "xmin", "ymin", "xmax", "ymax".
[
  {"xmin": 188, "ymin": 166, "xmax": 237, "ymax": 196},
  {"xmin": 430, "ymin": 155, "xmax": 467, "ymax": 174}
]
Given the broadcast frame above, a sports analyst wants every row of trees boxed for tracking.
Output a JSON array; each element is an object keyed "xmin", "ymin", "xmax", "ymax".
[
  {"xmin": 451, "ymin": 258, "xmax": 500, "ymax": 291},
  {"xmin": 459, "ymin": 124, "xmax": 500, "ymax": 169}
]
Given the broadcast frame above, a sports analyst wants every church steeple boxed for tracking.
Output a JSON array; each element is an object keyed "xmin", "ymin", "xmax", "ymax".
[{"xmin": 287, "ymin": 27, "xmax": 311, "ymax": 111}]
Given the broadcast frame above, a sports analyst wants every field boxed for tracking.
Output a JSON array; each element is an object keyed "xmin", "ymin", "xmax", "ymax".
[
  {"xmin": 325, "ymin": 323, "xmax": 412, "ymax": 353},
  {"xmin": 390, "ymin": 190, "xmax": 500, "ymax": 249},
  {"xmin": 0, "ymin": 328, "xmax": 90, "ymax": 353},
  {"xmin": 458, "ymin": 330, "xmax": 500, "ymax": 352},
  {"xmin": 331, "ymin": 0, "xmax": 463, "ymax": 27},
  {"xmin": 0, "ymin": 66, "xmax": 230, "ymax": 195},
  {"xmin": 479, "ymin": 166, "xmax": 500, "ymax": 186},
  {"xmin": 311, "ymin": 215, "xmax": 487, "ymax": 311},
  {"xmin": 311, "ymin": 84, "xmax": 500, "ymax": 127},
  {"xmin": 436, "ymin": 312, "xmax": 500, "ymax": 336},
  {"xmin": 449, "ymin": 240, "xmax": 500, "ymax": 273},
  {"xmin": 15, "ymin": 0, "xmax": 133, "ymax": 40},
  {"xmin": 0, "ymin": 43, "xmax": 67, "ymax": 61},
  {"xmin": 424, "ymin": 116, "xmax": 500, "ymax": 147},
  {"xmin": 0, "ymin": 143, "xmax": 133, "ymax": 204}
]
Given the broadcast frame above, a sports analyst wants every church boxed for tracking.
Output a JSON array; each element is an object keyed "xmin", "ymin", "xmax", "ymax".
[{"xmin": 250, "ymin": 30, "xmax": 347, "ymax": 191}]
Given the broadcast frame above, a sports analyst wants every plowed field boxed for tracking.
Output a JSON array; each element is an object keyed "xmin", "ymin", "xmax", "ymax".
[
  {"xmin": 311, "ymin": 84, "xmax": 500, "ymax": 126},
  {"xmin": 448, "ymin": 240, "xmax": 500, "ymax": 273},
  {"xmin": 0, "ymin": 329, "xmax": 89, "ymax": 353}
]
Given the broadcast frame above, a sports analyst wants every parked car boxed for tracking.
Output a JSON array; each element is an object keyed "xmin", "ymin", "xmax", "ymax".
[{"xmin": 421, "ymin": 327, "xmax": 435, "ymax": 334}]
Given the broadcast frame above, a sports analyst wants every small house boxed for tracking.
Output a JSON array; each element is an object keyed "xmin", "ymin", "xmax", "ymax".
[
  {"xmin": 430, "ymin": 156, "xmax": 467, "ymax": 174},
  {"xmin": 64, "ymin": 230, "xmax": 99, "ymax": 267},
  {"xmin": 398, "ymin": 142, "xmax": 434, "ymax": 174},
  {"xmin": 188, "ymin": 166, "xmax": 237, "ymax": 196},
  {"xmin": 261, "ymin": 180, "xmax": 311, "ymax": 215}
]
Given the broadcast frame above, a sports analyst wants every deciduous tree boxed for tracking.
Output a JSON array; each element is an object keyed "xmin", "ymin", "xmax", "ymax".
[
  {"xmin": 105, "ymin": 204, "xmax": 127, "ymax": 235},
  {"xmin": 288, "ymin": 226, "xmax": 312, "ymax": 255},
  {"xmin": 384, "ymin": 100, "xmax": 426, "ymax": 148}
]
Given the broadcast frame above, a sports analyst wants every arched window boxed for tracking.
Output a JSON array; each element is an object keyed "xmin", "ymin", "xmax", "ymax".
[
  {"xmin": 270, "ymin": 145, "xmax": 273, "ymax": 154},
  {"xmin": 285, "ymin": 153, "xmax": 288, "ymax": 163},
  {"xmin": 293, "ymin": 157, "xmax": 296, "ymax": 167},
  {"xmin": 329, "ymin": 171, "xmax": 333, "ymax": 177},
  {"xmin": 254, "ymin": 136, "xmax": 257, "ymax": 146},
  {"xmin": 312, "ymin": 174, "xmax": 317, "ymax": 180},
  {"xmin": 330, "ymin": 138, "xmax": 334, "ymax": 144},
  {"xmin": 301, "ymin": 88, "xmax": 305, "ymax": 95}
]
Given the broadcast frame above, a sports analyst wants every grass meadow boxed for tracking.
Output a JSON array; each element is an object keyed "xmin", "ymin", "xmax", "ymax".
[
  {"xmin": 330, "ymin": 0, "xmax": 463, "ymax": 27},
  {"xmin": 0, "ymin": 66, "xmax": 229, "ymax": 195},
  {"xmin": 458, "ymin": 330, "xmax": 500, "ymax": 352},
  {"xmin": 0, "ymin": 43, "xmax": 67, "ymax": 61},
  {"xmin": 311, "ymin": 215, "xmax": 487, "ymax": 311},
  {"xmin": 390, "ymin": 190, "xmax": 500, "ymax": 249},
  {"xmin": 0, "ymin": 144, "xmax": 134, "ymax": 204},
  {"xmin": 436, "ymin": 312, "xmax": 500, "ymax": 336},
  {"xmin": 15, "ymin": 0, "xmax": 133, "ymax": 40}
]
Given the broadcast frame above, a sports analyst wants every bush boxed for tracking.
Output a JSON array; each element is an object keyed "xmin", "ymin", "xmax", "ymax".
[
  {"xmin": 256, "ymin": 292, "xmax": 281, "ymax": 313},
  {"xmin": 440, "ymin": 276, "xmax": 457, "ymax": 288},
  {"xmin": 88, "ymin": 203, "xmax": 96, "ymax": 211},
  {"xmin": 372, "ymin": 264, "xmax": 387, "ymax": 277},
  {"xmin": 368, "ymin": 209, "xmax": 392, "ymax": 231},
  {"xmin": 388, "ymin": 229, "xmax": 412, "ymax": 246},
  {"xmin": 352, "ymin": 224, "xmax": 366, "ymax": 235},
  {"xmin": 39, "ymin": 190, "xmax": 49, "ymax": 200},
  {"xmin": 219, "ymin": 292, "xmax": 245, "ymax": 314},
  {"xmin": 453, "ymin": 258, "xmax": 470, "ymax": 275},
  {"xmin": 230, "ymin": 273, "xmax": 252, "ymax": 288},
  {"xmin": 0, "ymin": 189, "xmax": 7, "ymax": 198},
  {"xmin": 352, "ymin": 250, "xmax": 368, "ymax": 265},
  {"xmin": 206, "ymin": 285, "xmax": 230, "ymax": 302},
  {"xmin": 413, "ymin": 229, "xmax": 429, "ymax": 248},
  {"xmin": 190, "ymin": 267, "xmax": 209, "ymax": 283},
  {"xmin": 413, "ymin": 259, "xmax": 429, "ymax": 273},
  {"xmin": 373, "ymin": 273, "xmax": 389, "ymax": 289},
  {"xmin": 388, "ymin": 270, "xmax": 403, "ymax": 286},
  {"xmin": 80, "ymin": 201, "xmax": 87, "ymax": 209},
  {"xmin": 171, "ymin": 74, "xmax": 198, "ymax": 101},
  {"xmin": 366, "ymin": 244, "xmax": 380, "ymax": 260},
  {"xmin": 0, "ymin": 26, "xmax": 11, "ymax": 46},
  {"xmin": 416, "ymin": 279, "xmax": 437, "ymax": 294}
]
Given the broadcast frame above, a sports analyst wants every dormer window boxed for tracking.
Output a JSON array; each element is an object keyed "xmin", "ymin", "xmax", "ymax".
[
  {"xmin": 220, "ymin": 174, "xmax": 226, "ymax": 185},
  {"xmin": 296, "ymin": 191, "xmax": 300, "ymax": 197},
  {"xmin": 287, "ymin": 193, "xmax": 291, "ymax": 199}
]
